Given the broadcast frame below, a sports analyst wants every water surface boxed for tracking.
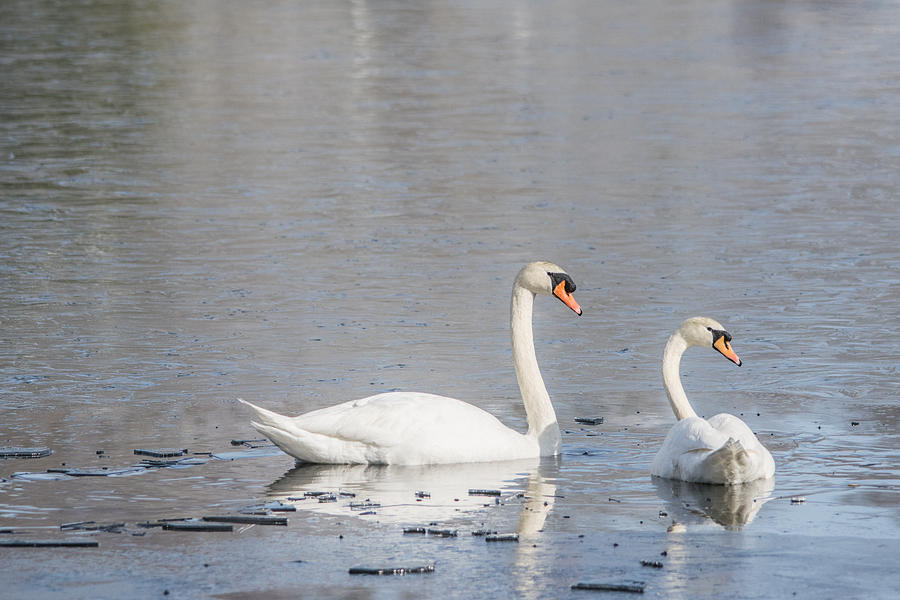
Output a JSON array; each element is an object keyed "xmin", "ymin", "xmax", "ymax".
[{"xmin": 1, "ymin": 1, "xmax": 898, "ymax": 598}]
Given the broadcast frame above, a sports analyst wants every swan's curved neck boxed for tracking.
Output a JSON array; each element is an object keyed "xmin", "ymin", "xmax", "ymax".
[
  {"xmin": 511, "ymin": 284, "xmax": 560, "ymax": 452},
  {"xmin": 662, "ymin": 331, "xmax": 698, "ymax": 421}
]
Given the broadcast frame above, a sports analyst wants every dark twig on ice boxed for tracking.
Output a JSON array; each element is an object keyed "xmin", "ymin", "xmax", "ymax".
[
  {"xmin": 349, "ymin": 564, "xmax": 435, "ymax": 575},
  {"xmin": 403, "ymin": 527, "xmax": 426, "ymax": 534},
  {"xmin": 0, "ymin": 447, "xmax": 52, "ymax": 458},
  {"xmin": 471, "ymin": 529, "xmax": 496, "ymax": 536},
  {"xmin": 640, "ymin": 560, "xmax": 663, "ymax": 568},
  {"xmin": 162, "ymin": 521, "xmax": 233, "ymax": 532},
  {"xmin": 485, "ymin": 533, "xmax": 519, "ymax": 542},
  {"xmin": 426, "ymin": 528, "xmax": 458, "ymax": 537},
  {"xmin": 60, "ymin": 521, "xmax": 125, "ymax": 533},
  {"xmin": 0, "ymin": 539, "xmax": 99, "ymax": 548},
  {"xmin": 468, "ymin": 489, "xmax": 502, "ymax": 496},
  {"xmin": 203, "ymin": 515, "xmax": 287, "ymax": 526},
  {"xmin": 572, "ymin": 580, "xmax": 645, "ymax": 593},
  {"xmin": 139, "ymin": 457, "xmax": 207, "ymax": 468},
  {"xmin": 133, "ymin": 448, "xmax": 188, "ymax": 458},
  {"xmin": 574, "ymin": 417, "xmax": 604, "ymax": 425},
  {"xmin": 46, "ymin": 466, "xmax": 147, "ymax": 477}
]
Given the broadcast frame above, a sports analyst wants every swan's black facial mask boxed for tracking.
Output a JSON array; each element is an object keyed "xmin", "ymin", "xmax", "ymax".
[
  {"xmin": 548, "ymin": 272, "xmax": 582, "ymax": 315},
  {"xmin": 711, "ymin": 329, "xmax": 742, "ymax": 366}
]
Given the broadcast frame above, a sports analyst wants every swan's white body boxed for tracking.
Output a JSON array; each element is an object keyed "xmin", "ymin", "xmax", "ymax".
[
  {"xmin": 650, "ymin": 317, "xmax": 775, "ymax": 485},
  {"xmin": 240, "ymin": 261, "xmax": 581, "ymax": 465}
]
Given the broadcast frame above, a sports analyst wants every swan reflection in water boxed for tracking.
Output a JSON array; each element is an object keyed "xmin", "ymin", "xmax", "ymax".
[
  {"xmin": 266, "ymin": 457, "xmax": 559, "ymax": 532},
  {"xmin": 652, "ymin": 476, "xmax": 775, "ymax": 531}
]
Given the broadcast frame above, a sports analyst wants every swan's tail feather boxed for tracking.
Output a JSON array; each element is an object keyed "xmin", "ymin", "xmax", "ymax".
[
  {"xmin": 238, "ymin": 398, "xmax": 294, "ymax": 430},
  {"xmin": 250, "ymin": 421, "xmax": 316, "ymax": 463},
  {"xmin": 700, "ymin": 438, "xmax": 751, "ymax": 484},
  {"xmin": 250, "ymin": 420, "xmax": 373, "ymax": 465},
  {"xmin": 238, "ymin": 399, "xmax": 373, "ymax": 464}
]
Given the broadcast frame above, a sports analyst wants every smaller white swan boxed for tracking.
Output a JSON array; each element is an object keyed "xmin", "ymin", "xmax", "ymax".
[
  {"xmin": 239, "ymin": 261, "xmax": 581, "ymax": 465},
  {"xmin": 650, "ymin": 317, "xmax": 775, "ymax": 485}
]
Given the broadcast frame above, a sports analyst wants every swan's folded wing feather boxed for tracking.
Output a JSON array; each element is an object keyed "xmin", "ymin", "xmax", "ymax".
[
  {"xmin": 707, "ymin": 413, "xmax": 775, "ymax": 480},
  {"xmin": 302, "ymin": 393, "xmax": 523, "ymax": 456},
  {"xmin": 652, "ymin": 415, "xmax": 775, "ymax": 483},
  {"xmin": 651, "ymin": 417, "xmax": 730, "ymax": 480},
  {"xmin": 707, "ymin": 413, "xmax": 762, "ymax": 449},
  {"xmin": 250, "ymin": 392, "xmax": 532, "ymax": 464}
]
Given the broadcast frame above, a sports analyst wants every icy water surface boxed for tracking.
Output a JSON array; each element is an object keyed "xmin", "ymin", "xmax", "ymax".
[{"xmin": 1, "ymin": 1, "xmax": 898, "ymax": 598}]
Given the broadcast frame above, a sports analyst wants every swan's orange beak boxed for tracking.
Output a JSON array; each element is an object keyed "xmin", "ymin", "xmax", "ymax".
[
  {"xmin": 553, "ymin": 280, "xmax": 582, "ymax": 315},
  {"xmin": 713, "ymin": 335, "xmax": 742, "ymax": 366}
]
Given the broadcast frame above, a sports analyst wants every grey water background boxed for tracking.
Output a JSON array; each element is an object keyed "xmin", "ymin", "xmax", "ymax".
[{"xmin": 1, "ymin": 0, "xmax": 898, "ymax": 598}]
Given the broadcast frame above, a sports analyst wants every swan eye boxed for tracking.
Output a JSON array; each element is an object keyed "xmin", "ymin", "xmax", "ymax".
[{"xmin": 706, "ymin": 326, "xmax": 713, "ymax": 332}]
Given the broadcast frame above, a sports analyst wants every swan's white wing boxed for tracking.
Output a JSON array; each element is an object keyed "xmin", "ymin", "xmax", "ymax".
[
  {"xmin": 706, "ymin": 413, "xmax": 763, "ymax": 449},
  {"xmin": 652, "ymin": 415, "xmax": 774, "ymax": 484},
  {"xmin": 707, "ymin": 413, "xmax": 775, "ymax": 481},
  {"xmin": 651, "ymin": 416, "xmax": 730, "ymax": 479},
  {"xmin": 242, "ymin": 394, "xmax": 537, "ymax": 465}
]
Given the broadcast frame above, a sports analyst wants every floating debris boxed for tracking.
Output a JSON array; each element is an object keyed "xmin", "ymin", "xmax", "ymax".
[
  {"xmin": 230, "ymin": 439, "xmax": 267, "ymax": 447},
  {"xmin": 790, "ymin": 496, "xmax": 807, "ymax": 504},
  {"xmin": 211, "ymin": 447, "xmax": 283, "ymax": 460},
  {"xmin": 162, "ymin": 521, "xmax": 233, "ymax": 532},
  {"xmin": 11, "ymin": 471, "xmax": 73, "ymax": 481},
  {"xmin": 339, "ymin": 490, "xmax": 357, "ymax": 498},
  {"xmin": 640, "ymin": 560, "xmax": 663, "ymax": 569},
  {"xmin": 471, "ymin": 529, "xmax": 496, "ymax": 537},
  {"xmin": 403, "ymin": 527, "xmax": 426, "ymax": 534},
  {"xmin": 574, "ymin": 417, "xmax": 604, "ymax": 425},
  {"xmin": 133, "ymin": 448, "xmax": 188, "ymax": 458},
  {"xmin": 850, "ymin": 421, "xmax": 860, "ymax": 426},
  {"xmin": 486, "ymin": 533, "xmax": 519, "ymax": 542},
  {"xmin": 46, "ymin": 466, "xmax": 147, "ymax": 477},
  {"xmin": 0, "ymin": 447, "xmax": 52, "ymax": 458},
  {"xmin": 239, "ymin": 501, "xmax": 296, "ymax": 514},
  {"xmin": 136, "ymin": 518, "xmax": 196, "ymax": 529},
  {"xmin": 349, "ymin": 502, "xmax": 381, "ymax": 511},
  {"xmin": 667, "ymin": 522, "xmax": 686, "ymax": 533},
  {"xmin": 303, "ymin": 491, "xmax": 329, "ymax": 497},
  {"xmin": 317, "ymin": 494, "xmax": 337, "ymax": 503},
  {"xmin": 349, "ymin": 564, "xmax": 435, "ymax": 576},
  {"xmin": 202, "ymin": 515, "xmax": 287, "ymax": 526},
  {"xmin": 0, "ymin": 539, "xmax": 100, "ymax": 548},
  {"xmin": 427, "ymin": 528, "xmax": 458, "ymax": 537},
  {"xmin": 415, "ymin": 491, "xmax": 431, "ymax": 499},
  {"xmin": 572, "ymin": 580, "xmax": 645, "ymax": 593},
  {"xmin": 468, "ymin": 489, "xmax": 501, "ymax": 497},
  {"xmin": 60, "ymin": 521, "xmax": 125, "ymax": 533},
  {"xmin": 139, "ymin": 457, "xmax": 207, "ymax": 468}
]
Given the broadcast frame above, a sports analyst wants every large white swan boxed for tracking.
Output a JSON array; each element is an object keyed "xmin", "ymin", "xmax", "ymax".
[
  {"xmin": 239, "ymin": 261, "xmax": 581, "ymax": 465},
  {"xmin": 650, "ymin": 317, "xmax": 775, "ymax": 484}
]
